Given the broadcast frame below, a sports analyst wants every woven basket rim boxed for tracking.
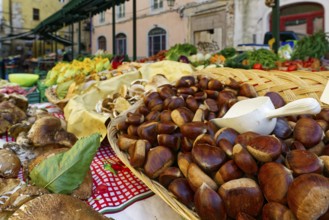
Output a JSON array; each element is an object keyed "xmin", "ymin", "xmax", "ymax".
[{"xmin": 44, "ymin": 86, "xmax": 69, "ymax": 110}]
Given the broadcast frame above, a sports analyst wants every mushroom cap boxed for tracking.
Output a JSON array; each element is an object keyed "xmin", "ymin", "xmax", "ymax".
[
  {"xmin": 9, "ymin": 194, "xmax": 109, "ymax": 220},
  {"xmin": 0, "ymin": 149, "xmax": 21, "ymax": 178}
]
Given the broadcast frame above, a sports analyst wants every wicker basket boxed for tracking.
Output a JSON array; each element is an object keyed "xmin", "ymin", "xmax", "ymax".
[
  {"xmin": 45, "ymin": 86, "xmax": 70, "ymax": 110},
  {"xmin": 107, "ymin": 68, "xmax": 329, "ymax": 220},
  {"xmin": 196, "ymin": 68, "xmax": 329, "ymax": 106}
]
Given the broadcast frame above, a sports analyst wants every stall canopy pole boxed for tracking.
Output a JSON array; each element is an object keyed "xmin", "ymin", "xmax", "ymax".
[
  {"xmin": 133, "ymin": 0, "xmax": 137, "ymax": 61},
  {"xmin": 272, "ymin": 0, "xmax": 280, "ymax": 53},
  {"xmin": 112, "ymin": 0, "xmax": 116, "ymax": 55},
  {"xmin": 71, "ymin": 24, "xmax": 74, "ymax": 60},
  {"xmin": 78, "ymin": 21, "xmax": 82, "ymax": 55},
  {"xmin": 55, "ymin": 32, "xmax": 58, "ymax": 62}
]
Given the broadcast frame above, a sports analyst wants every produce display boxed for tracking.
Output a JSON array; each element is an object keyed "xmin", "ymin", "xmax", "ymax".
[
  {"xmin": 110, "ymin": 73, "xmax": 329, "ymax": 220},
  {"xmin": 2, "ymin": 30, "xmax": 329, "ymax": 220},
  {"xmin": 0, "ymin": 93, "xmax": 110, "ymax": 219}
]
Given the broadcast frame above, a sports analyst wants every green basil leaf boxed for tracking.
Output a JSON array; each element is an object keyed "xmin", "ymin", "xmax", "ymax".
[{"xmin": 29, "ymin": 133, "xmax": 101, "ymax": 194}]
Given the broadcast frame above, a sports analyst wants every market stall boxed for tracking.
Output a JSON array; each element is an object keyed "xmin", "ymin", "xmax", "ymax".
[{"xmin": 1, "ymin": 33, "xmax": 329, "ymax": 219}]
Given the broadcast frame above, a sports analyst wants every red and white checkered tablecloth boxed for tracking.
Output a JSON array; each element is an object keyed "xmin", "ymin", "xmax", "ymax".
[{"xmin": 1, "ymin": 102, "xmax": 182, "ymax": 220}]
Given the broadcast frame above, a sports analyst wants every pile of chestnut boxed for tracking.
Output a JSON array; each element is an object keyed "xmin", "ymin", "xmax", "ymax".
[{"xmin": 115, "ymin": 74, "xmax": 329, "ymax": 220}]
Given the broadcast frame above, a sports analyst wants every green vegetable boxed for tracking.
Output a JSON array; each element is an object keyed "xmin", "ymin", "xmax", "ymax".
[
  {"xmin": 30, "ymin": 133, "xmax": 101, "ymax": 194},
  {"xmin": 165, "ymin": 43, "xmax": 197, "ymax": 61},
  {"xmin": 224, "ymin": 52, "xmax": 251, "ymax": 69},
  {"xmin": 56, "ymin": 79, "xmax": 74, "ymax": 99},
  {"xmin": 292, "ymin": 31, "xmax": 329, "ymax": 60},
  {"xmin": 219, "ymin": 47, "xmax": 237, "ymax": 58},
  {"xmin": 248, "ymin": 49, "xmax": 279, "ymax": 70}
]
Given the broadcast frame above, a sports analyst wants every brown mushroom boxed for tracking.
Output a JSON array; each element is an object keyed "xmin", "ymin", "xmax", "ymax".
[
  {"xmin": 27, "ymin": 115, "xmax": 77, "ymax": 148},
  {"xmin": 0, "ymin": 149, "xmax": 21, "ymax": 178},
  {"xmin": 8, "ymin": 194, "xmax": 110, "ymax": 220}
]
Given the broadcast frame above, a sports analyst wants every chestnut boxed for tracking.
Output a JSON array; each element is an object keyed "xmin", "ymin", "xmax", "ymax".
[
  {"xmin": 234, "ymin": 131, "xmax": 260, "ymax": 147},
  {"xmin": 180, "ymin": 122, "xmax": 208, "ymax": 139},
  {"xmin": 125, "ymin": 112, "xmax": 144, "ymax": 125},
  {"xmin": 193, "ymin": 134, "xmax": 216, "ymax": 147},
  {"xmin": 214, "ymin": 127, "xmax": 239, "ymax": 146},
  {"xmin": 204, "ymin": 90, "xmax": 219, "ymax": 99},
  {"xmin": 287, "ymin": 173, "xmax": 329, "ymax": 220},
  {"xmin": 262, "ymin": 202, "xmax": 296, "ymax": 220},
  {"xmin": 159, "ymin": 167, "xmax": 183, "ymax": 188},
  {"xmin": 144, "ymin": 146, "xmax": 175, "ymax": 179},
  {"xmin": 157, "ymin": 84, "xmax": 176, "ymax": 99},
  {"xmin": 117, "ymin": 134, "xmax": 137, "ymax": 151},
  {"xmin": 147, "ymin": 97, "xmax": 164, "ymax": 112},
  {"xmin": 181, "ymin": 137, "xmax": 193, "ymax": 152},
  {"xmin": 156, "ymin": 122, "xmax": 178, "ymax": 134},
  {"xmin": 171, "ymin": 107, "xmax": 194, "ymax": 127},
  {"xmin": 192, "ymin": 107, "xmax": 206, "ymax": 122},
  {"xmin": 143, "ymin": 91, "xmax": 160, "ymax": 106},
  {"xmin": 208, "ymin": 78, "xmax": 223, "ymax": 90},
  {"xmin": 293, "ymin": 117, "xmax": 323, "ymax": 148},
  {"xmin": 159, "ymin": 110, "xmax": 173, "ymax": 123},
  {"xmin": 116, "ymin": 120, "xmax": 129, "ymax": 131},
  {"xmin": 236, "ymin": 212, "xmax": 256, "ymax": 220},
  {"xmin": 285, "ymin": 149, "xmax": 323, "ymax": 176},
  {"xmin": 128, "ymin": 139, "xmax": 151, "ymax": 168},
  {"xmin": 198, "ymin": 75, "xmax": 210, "ymax": 90},
  {"xmin": 315, "ymin": 108, "xmax": 329, "ymax": 122},
  {"xmin": 239, "ymin": 83, "xmax": 257, "ymax": 98},
  {"xmin": 168, "ymin": 178, "xmax": 195, "ymax": 209},
  {"xmin": 192, "ymin": 143, "xmax": 227, "ymax": 173},
  {"xmin": 217, "ymin": 90, "xmax": 237, "ymax": 107},
  {"xmin": 232, "ymin": 144, "xmax": 258, "ymax": 175},
  {"xmin": 258, "ymin": 162, "xmax": 293, "ymax": 204},
  {"xmin": 175, "ymin": 75, "xmax": 196, "ymax": 87},
  {"xmin": 177, "ymin": 87, "xmax": 196, "ymax": 96},
  {"xmin": 185, "ymin": 95, "xmax": 199, "ymax": 112},
  {"xmin": 186, "ymin": 163, "xmax": 218, "ymax": 192},
  {"xmin": 137, "ymin": 121, "xmax": 158, "ymax": 144},
  {"xmin": 218, "ymin": 139, "xmax": 234, "ymax": 158},
  {"xmin": 166, "ymin": 96, "xmax": 186, "ymax": 110},
  {"xmin": 246, "ymin": 135, "xmax": 282, "ymax": 162},
  {"xmin": 214, "ymin": 160, "xmax": 243, "ymax": 185},
  {"xmin": 194, "ymin": 183, "xmax": 227, "ymax": 220},
  {"xmin": 157, "ymin": 134, "xmax": 180, "ymax": 151},
  {"xmin": 145, "ymin": 110, "xmax": 161, "ymax": 121},
  {"xmin": 272, "ymin": 117, "xmax": 293, "ymax": 139},
  {"xmin": 177, "ymin": 152, "xmax": 193, "ymax": 177},
  {"xmin": 265, "ymin": 91, "xmax": 286, "ymax": 108},
  {"xmin": 319, "ymin": 155, "xmax": 329, "ymax": 177},
  {"xmin": 204, "ymin": 98, "xmax": 219, "ymax": 112},
  {"xmin": 127, "ymin": 124, "xmax": 139, "ymax": 137},
  {"xmin": 218, "ymin": 178, "xmax": 264, "ymax": 219}
]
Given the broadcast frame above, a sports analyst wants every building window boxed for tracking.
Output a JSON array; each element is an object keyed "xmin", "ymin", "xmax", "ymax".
[
  {"xmin": 274, "ymin": 2, "xmax": 324, "ymax": 35},
  {"xmin": 116, "ymin": 33, "xmax": 127, "ymax": 55},
  {"xmin": 98, "ymin": 36, "xmax": 107, "ymax": 51},
  {"xmin": 33, "ymin": 8, "xmax": 40, "ymax": 21},
  {"xmin": 148, "ymin": 27, "xmax": 166, "ymax": 56},
  {"xmin": 152, "ymin": 0, "xmax": 163, "ymax": 10},
  {"xmin": 117, "ymin": 3, "xmax": 125, "ymax": 19},
  {"xmin": 99, "ymin": 12, "xmax": 105, "ymax": 23}
]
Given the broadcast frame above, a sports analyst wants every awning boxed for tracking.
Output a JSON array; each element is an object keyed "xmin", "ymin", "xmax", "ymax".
[
  {"xmin": 0, "ymin": 31, "xmax": 35, "ymax": 41},
  {"xmin": 0, "ymin": 31, "xmax": 72, "ymax": 46},
  {"xmin": 33, "ymin": 0, "xmax": 128, "ymax": 34}
]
